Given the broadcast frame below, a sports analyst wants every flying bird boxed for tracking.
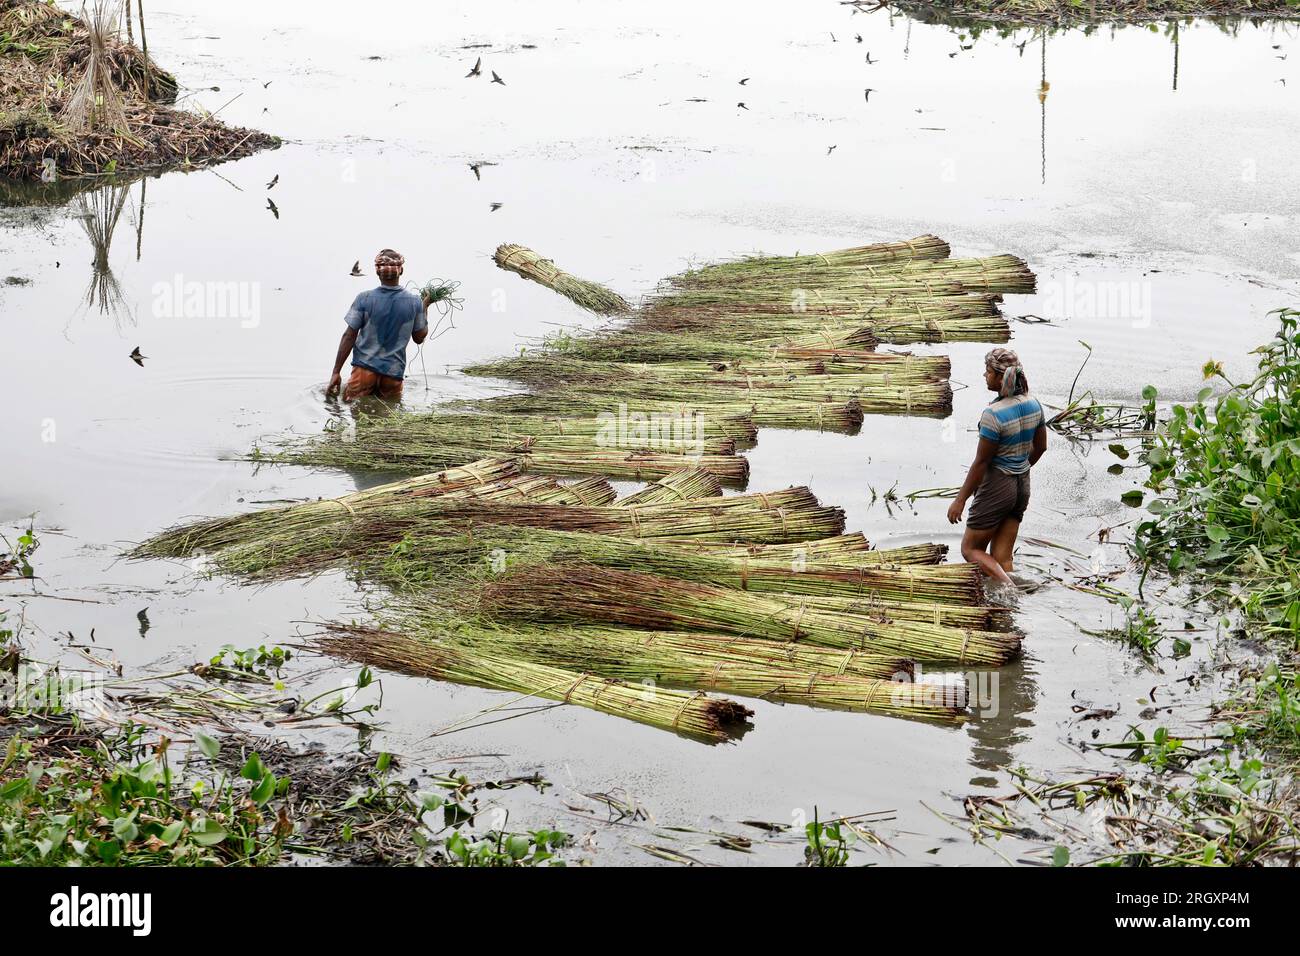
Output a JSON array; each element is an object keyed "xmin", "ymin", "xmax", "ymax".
[
  {"xmin": 350, "ymin": 261, "xmax": 363, "ymax": 276},
  {"xmin": 865, "ymin": 51, "xmax": 876, "ymax": 64},
  {"xmin": 466, "ymin": 57, "xmax": 482, "ymax": 77},
  {"xmin": 827, "ymin": 145, "xmax": 837, "ymax": 155},
  {"xmin": 738, "ymin": 77, "xmax": 749, "ymax": 85},
  {"xmin": 469, "ymin": 161, "xmax": 497, "ymax": 180},
  {"xmin": 864, "ymin": 88, "xmax": 875, "ymax": 102},
  {"xmin": 490, "ymin": 202, "xmax": 503, "ymax": 211},
  {"xmin": 266, "ymin": 198, "xmax": 279, "ymax": 219},
  {"xmin": 737, "ymin": 101, "xmax": 748, "ymax": 109},
  {"xmin": 855, "ymin": 34, "xmax": 863, "ymax": 43},
  {"xmin": 129, "ymin": 346, "xmax": 146, "ymax": 366},
  {"xmin": 263, "ymin": 80, "xmax": 272, "ymax": 88},
  {"xmin": 265, "ymin": 174, "xmax": 278, "ymax": 190},
  {"xmin": 491, "ymin": 70, "xmax": 506, "ymax": 85}
]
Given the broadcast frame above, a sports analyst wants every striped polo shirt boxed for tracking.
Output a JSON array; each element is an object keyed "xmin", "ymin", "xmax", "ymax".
[{"xmin": 978, "ymin": 394, "xmax": 1044, "ymax": 475}]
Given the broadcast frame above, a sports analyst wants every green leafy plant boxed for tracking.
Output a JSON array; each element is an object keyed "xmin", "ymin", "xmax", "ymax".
[
  {"xmin": 803, "ymin": 808, "xmax": 853, "ymax": 867},
  {"xmin": 1134, "ymin": 311, "xmax": 1300, "ymax": 644}
]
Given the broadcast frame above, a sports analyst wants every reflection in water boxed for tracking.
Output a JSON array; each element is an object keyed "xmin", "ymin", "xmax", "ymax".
[
  {"xmin": 1172, "ymin": 21, "xmax": 1181, "ymax": 91},
  {"xmin": 964, "ymin": 658, "xmax": 1039, "ymax": 786},
  {"xmin": 1039, "ymin": 31, "xmax": 1048, "ymax": 185},
  {"xmin": 74, "ymin": 181, "xmax": 135, "ymax": 325}
]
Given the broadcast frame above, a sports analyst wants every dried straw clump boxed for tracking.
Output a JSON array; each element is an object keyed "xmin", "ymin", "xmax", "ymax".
[{"xmin": 61, "ymin": 1, "xmax": 130, "ymax": 135}]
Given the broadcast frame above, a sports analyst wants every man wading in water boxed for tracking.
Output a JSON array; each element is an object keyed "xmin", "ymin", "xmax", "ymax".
[
  {"xmin": 326, "ymin": 249, "xmax": 430, "ymax": 402},
  {"xmin": 947, "ymin": 348, "xmax": 1047, "ymax": 587}
]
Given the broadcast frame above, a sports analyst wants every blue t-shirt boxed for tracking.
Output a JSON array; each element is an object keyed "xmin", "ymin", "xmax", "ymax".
[
  {"xmin": 978, "ymin": 394, "xmax": 1044, "ymax": 475},
  {"xmin": 344, "ymin": 286, "xmax": 427, "ymax": 379}
]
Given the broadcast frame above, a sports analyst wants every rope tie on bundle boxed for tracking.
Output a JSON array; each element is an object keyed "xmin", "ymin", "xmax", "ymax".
[
  {"xmin": 791, "ymin": 599, "xmax": 807, "ymax": 640},
  {"xmin": 671, "ymin": 692, "xmax": 708, "ymax": 728},
  {"xmin": 562, "ymin": 673, "xmax": 593, "ymax": 703}
]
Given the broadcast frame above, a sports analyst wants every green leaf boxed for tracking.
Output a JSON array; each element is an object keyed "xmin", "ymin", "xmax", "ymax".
[
  {"xmin": 1141, "ymin": 385, "xmax": 1158, "ymax": 401},
  {"xmin": 194, "ymin": 731, "xmax": 221, "ymax": 760},
  {"xmin": 239, "ymin": 754, "xmax": 266, "ymax": 781},
  {"xmin": 1108, "ymin": 443, "xmax": 1130, "ymax": 460},
  {"xmin": 1051, "ymin": 846, "xmax": 1070, "ymax": 867},
  {"xmin": 505, "ymin": 834, "xmax": 531, "ymax": 861},
  {"xmin": 249, "ymin": 773, "xmax": 276, "ymax": 806},
  {"xmin": 1121, "ymin": 490, "xmax": 1144, "ymax": 506},
  {"xmin": 159, "ymin": 821, "xmax": 185, "ymax": 845},
  {"xmin": 190, "ymin": 819, "xmax": 228, "ymax": 847},
  {"xmin": 1205, "ymin": 524, "xmax": 1230, "ymax": 543}
]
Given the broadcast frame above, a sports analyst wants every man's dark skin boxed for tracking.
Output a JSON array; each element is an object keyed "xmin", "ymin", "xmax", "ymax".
[
  {"xmin": 326, "ymin": 264, "xmax": 431, "ymax": 398},
  {"xmin": 946, "ymin": 364, "xmax": 1048, "ymax": 584}
]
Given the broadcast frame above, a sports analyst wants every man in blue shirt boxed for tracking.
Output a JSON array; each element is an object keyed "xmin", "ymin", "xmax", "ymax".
[{"xmin": 327, "ymin": 249, "xmax": 430, "ymax": 402}]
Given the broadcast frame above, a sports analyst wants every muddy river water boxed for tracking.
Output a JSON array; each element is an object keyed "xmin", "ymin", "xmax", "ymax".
[{"xmin": 2, "ymin": 1, "xmax": 1298, "ymax": 864}]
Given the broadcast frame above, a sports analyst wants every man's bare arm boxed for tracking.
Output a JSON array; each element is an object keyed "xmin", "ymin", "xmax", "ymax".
[
  {"xmin": 327, "ymin": 327, "xmax": 359, "ymax": 397},
  {"xmin": 947, "ymin": 436, "xmax": 999, "ymax": 524},
  {"xmin": 413, "ymin": 295, "xmax": 431, "ymax": 345},
  {"xmin": 1028, "ymin": 424, "xmax": 1047, "ymax": 466}
]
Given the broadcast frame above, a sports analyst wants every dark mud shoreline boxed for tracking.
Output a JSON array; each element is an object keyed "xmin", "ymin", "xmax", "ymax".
[
  {"xmin": 886, "ymin": 0, "xmax": 1300, "ymax": 26},
  {"xmin": 0, "ymin": 0, "xmax": 277, "ymax": 183}
]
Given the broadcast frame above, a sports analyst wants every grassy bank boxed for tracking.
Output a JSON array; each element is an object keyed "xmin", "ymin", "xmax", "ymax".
[
  {"xmin": 0, "ymin": 628, "xmax": 572, "ymax": 866},
  {"xmin": 1, "ymin": 0, "xmax": 277, "ymax": 181},
  {"xmin": 886, "ymin": 0, "xmax": 1300, "ymax": 24}
]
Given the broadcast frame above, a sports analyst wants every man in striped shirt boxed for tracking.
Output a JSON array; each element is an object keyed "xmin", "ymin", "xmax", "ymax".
[{"xmin": 947, "ymin": 348, "xmax": 1048, "ymax": 586}]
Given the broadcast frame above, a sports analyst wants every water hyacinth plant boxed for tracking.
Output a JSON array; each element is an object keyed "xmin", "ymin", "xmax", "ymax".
[{"xmin": 1134, "ymin": 309, "xmax": 1300, "ymax": 639}]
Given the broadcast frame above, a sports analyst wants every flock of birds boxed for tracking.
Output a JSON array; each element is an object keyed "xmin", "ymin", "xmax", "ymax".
[{"xmin": 232, "ymin": 19, "xmax": 1292, "ymax": 272}]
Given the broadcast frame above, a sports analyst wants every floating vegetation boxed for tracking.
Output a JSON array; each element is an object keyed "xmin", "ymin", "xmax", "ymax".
[{"xmin": 1135, "ymin": 311, "xmax": 1300, "ymax": 639}]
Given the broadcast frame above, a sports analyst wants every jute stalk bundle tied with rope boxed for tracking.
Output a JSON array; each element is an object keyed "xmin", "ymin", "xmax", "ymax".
[
  {"xmin": 318, "ymin": 626, "xmax": 752, "ymax": 744},
  {"xmin": 616, "ymin": 468, "xmax": 723, "ymax": 507},
  {"xmin": 362, "ymin": 525, "xmax": 1005, "ymax": 629},
  {"xmin": 476, "ymin": 565, "xmax": 1022, "ymax": 666},
  {"xmin": 494, "ymin": 243, "xmax": 629, "ymax": 315},
  {"xmin": 131, "ymin": 457, "xmax": 520, "ymax": 559},
  {"xmin": 668, "ymin": 235, "xmax": 953, "ymax": 289},
  {"xmin": 322, "ymin": 620, "xmax": 967, "ymax": 722},
  {"xmin": 663, "ymin": 536, "xmax": 947, "ymax": 567}
]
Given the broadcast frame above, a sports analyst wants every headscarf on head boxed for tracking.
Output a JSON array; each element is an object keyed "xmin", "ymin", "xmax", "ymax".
[
  {"xmin": 985, "ymin": 347, "xmax": 1027, "ymax": 398},
  {"xmin": 374, "ymin": 249, "xmax": 405, "ymax": 282}
]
